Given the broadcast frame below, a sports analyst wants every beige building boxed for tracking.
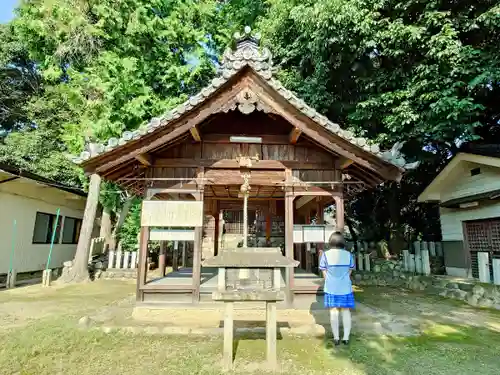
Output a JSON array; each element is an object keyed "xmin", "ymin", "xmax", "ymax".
[
  {"xmin": 418, "ymin": 144, "xmax": 500, "ymax": 278},
  {"xmin": 0, "ymin": 164, "xmax": 88, "ymax": 275}
]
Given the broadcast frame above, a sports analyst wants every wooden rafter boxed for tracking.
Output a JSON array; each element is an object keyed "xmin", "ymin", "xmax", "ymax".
[
  {"xmin": 289, "ymin": 127, "xmax": 302, "ymax": 145},
  {"xmin": 135, "ymin": 153, "xmax": 152, "ymax": 167},
  {"xmin": 190, "ymin": 126, "xmax": 201, "ymax": 142}
]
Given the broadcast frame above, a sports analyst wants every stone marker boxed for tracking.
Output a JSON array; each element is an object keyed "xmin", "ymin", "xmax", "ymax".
[
  {"xmin": 115, "ymin": 249, "xmax": 122, "ymax": 269},
  {"xmin": 402, "ymin": 250, "xmax": 410, "ymax": 272},
  {"xmin": 123, "ymin": 251, "xmax": 130, "ymax": 269},
  {"xmin": 493, "ymin": 259, "xmax": 500, "ymax": 286},
  {"xmin": 130, "ymin": 251, "xmax": 137, "ymax": 269},
  {"xmin": 364, "ymin": 254, "xmax": 371, "ymax": 272},
  {"xmin": 408, "ymin": 254, "xmax": 416, "ymax": 273},
  {"xmin": 108, "ymin": 250, "xmax": 116, "ymax": 269},
  {"xmin": 6, "ymin": 269, "xmax": 16, "ymax": 289},
  {"xmin": 435, "ymin": 242, "xmax": 443, "ymax": 257},
  {"xmin": 357, "ymin": 252, "xmax": 364, "ymax": 271},
  {"xmin": 421, "ymin": 249, "xmax": 431, "ymax": 276},
  {"xmin": 42, "ymin": 269, "xmax": 52, "ymax": 287},
  {"xmin": 415, "ymin": 254, "xmax": 422, "ymax": 274},
  {"xmin": 478, "ymin": 252, "xmax": 490, "ymax": 283},
  {"xmin": 428, "ymin": 242, "xmax": 436, "ymax": 257}
]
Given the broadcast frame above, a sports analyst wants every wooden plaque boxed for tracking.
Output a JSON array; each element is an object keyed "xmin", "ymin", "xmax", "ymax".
[{"xmin": 141, "ymin": 201, "xmax": 203, "ymax": 227}]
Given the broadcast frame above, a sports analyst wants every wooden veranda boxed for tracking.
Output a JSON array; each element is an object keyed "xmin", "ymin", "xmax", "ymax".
[{"xmin": 73, "ymin": 28, "xmax": 411, "ymax": 306}]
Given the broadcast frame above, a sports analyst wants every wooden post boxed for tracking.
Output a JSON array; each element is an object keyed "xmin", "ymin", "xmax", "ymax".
[
  {"xmin": 284, "ymin": 192, "xmax": 294, "ymax": 305},
  {"xmin": 181, "ymin": 242, "xmax": 187, "ymax": 268},
  {"xmin": 266, "ymin": 301, "xmax": 278, "ymax": 369},
  {"xmin": 136, "ymin": 226, "xmax": 149, "ymax": 302},
  {"xmin": 305, "ymin": 243, "xmax": 312, "ymax": 272},
  {"xmin": 223, "ymin": 302, "xmax": 234, "ymax": 371},
  {"xmin": 214, "ymin": 209, "xmax": 220, "ymax": 257},
  {"xmin": 192, "ymin": 190, "xmax": 204, "ymax": 303},
  {"xmin": 334, "ymin": 195, "xmax": 345, "ymax": 233},
  {"xmin": 265, "ymin": 211, "xmax": 271, "ymax": 243},
  {"xmin": 159, "ymin": 241, "xmax": 167, "ymax": 276},
  {"xmin": 316, "ymin": 199, "xmax": 324, "ymax": 260},
  {"xmin": 172, "ymin": 241, "xmax": 179, "ymax": 272}
]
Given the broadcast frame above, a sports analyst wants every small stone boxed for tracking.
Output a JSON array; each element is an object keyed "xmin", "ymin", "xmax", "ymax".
[
  {"xmin": 493, "ymin": 304, "xmax": 500, "ymax": 311},
  {"xmin": 78, "ymin": 316, "xmax": 91, "ymax": 328},
  {"xmin": 354, "ymin": 274, "xmax": 362, "ymax": 283},
  {"xmin": 447, "ymin": 283, "xmax": 459, "ymax": 290},
  {"xmin": 388, "ymin": 263, "xmax": 395, "ymax": 270},
  {"xmin": 373, "ymin": 265, "xmax": 381, "ymax": 273},
  {"xmin": 438, "ymin": 290, "xmax": 448, "ymax": 298},
  {"xmin": 467, "ymin": 294, "xmax": 479, "ymax": 307},
  {"xmin": 472, "ymin": 285, "xmax": 485, "ymax": 297}
]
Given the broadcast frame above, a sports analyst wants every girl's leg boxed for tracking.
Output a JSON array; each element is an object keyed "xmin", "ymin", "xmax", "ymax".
[
  {"xmin": 341, "ymin": 308, "xmax": 352, "ymax": 340},
  {"xmin": 329, "ymin": 308, "xmax": 340, "ymax": 340}
]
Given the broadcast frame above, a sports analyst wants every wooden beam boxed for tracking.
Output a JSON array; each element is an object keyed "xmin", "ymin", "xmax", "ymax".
[
  {"xmin": 152, "ymin": 158, "xmax": 336, "ymax": 170},
  {"xmin": 289, "ymin": 127, "xmax": 302, "ymax": 145},
  {"xmin": 296, "ymin": 195, "xmax": 316, "ymax": 209},
  {"xmin": 135, "ymin": 153, "xmax": 152, "ymax": 167},
  {"xmin": 190, "ymin": 126, "xmax": 201, "ymax": 142},
  {"xmin": 339, "ymin": 158, "xmax": 354, "ymax": 169}
]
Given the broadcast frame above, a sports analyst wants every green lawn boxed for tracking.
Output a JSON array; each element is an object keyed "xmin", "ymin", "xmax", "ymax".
[{"xmin": 1, "ymin": 281, "xmax": 500, "ymax": 375}]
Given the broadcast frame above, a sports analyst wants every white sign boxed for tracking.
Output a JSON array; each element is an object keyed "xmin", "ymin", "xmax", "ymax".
[
  {"xmin": 141, "ymin": 201, "xmax": 203, "ymax": 227},
  {"xmin": 292, "ymin": 225, "xmax": 336, "ymax": 243},
  {"xmin": 149, "ymin": 229, "xmax": 195, "ymax": 241}
]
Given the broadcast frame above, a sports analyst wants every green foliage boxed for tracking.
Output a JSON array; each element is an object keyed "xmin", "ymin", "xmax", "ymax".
[
  {"xmin": 117, "ymin": 198, "xmax": 142, "ymax": 251},
  {"xmin": 0, "ymin": 0, "xmax": 499, "ymax": 250}
]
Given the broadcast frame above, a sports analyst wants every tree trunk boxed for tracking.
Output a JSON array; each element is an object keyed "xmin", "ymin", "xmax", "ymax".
[
  {"xmin": 59, "ymin": 173, "xmax": 101, "ymax": 283},
  {"xmin": 387, "ymin": 183, "xmax": 405, "ymax": 256},
  {"xmin": 109, "ymin": 196, "xmax": 133, "ymax": 251}
]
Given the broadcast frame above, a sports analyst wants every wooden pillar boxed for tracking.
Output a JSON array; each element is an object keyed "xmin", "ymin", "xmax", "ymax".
[
  {"xmin": 334, "ymin": 195, "xmax": 345, "ymax": 233},
  {"xmin": 265, "ymin": 211, "xmax": 272, "ymax": 243},
  {"xmin": 192, "ymin": 190, "xmax": 204, "ymax": 303},
  {"xmin": 158, "ymin": 241, "xmax": 167, "ymax": 276},
  {"xmin": 172, "ymin": 241, "xmax": 179, "ymax": 272},
  {"xmin": 316, "ymin": 199, "xmax": 324, "ymax": 263},
  {"xmin": 284, "ymin": 192, "xmax": 294, "ymax": 305},
  {"xmin": 214, "ymin": 206, "xmax": 220, "ymax": 256},
  {"xmin": 181, "ymin": 242, "xmax": 187, "ymax": 268},
  {"xmin": 136, "ymin": 226, "xmax": 149, "ymax": 301}
]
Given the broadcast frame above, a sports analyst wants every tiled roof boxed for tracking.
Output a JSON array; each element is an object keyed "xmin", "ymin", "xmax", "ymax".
[{"xmin": 73, "ymin": 27, "xmax": 417, "ymax": 171}]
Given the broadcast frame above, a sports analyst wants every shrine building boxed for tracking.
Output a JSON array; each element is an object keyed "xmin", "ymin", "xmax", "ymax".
[{"xmin": 73, "ymin": 28, "xmax": 413, "ymax": 305}]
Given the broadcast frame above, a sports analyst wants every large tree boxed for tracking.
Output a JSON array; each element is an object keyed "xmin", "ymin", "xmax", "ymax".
[{"xmin": 257, "ymin": 0, "xmax": 500, "ymax": 250}]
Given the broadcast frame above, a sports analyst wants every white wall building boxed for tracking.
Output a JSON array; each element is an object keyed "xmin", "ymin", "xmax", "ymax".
[
  {"xmin": 418, "ymin": 145, "xmax": 500, "ymax": 279},
  {"xmin": 0, "ymin": 164, "xmax": 89, "ymax": 274}
]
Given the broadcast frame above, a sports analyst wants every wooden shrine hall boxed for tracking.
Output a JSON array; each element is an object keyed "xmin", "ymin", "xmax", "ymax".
[{"xmin": 73, "ymin": 28, "xmax": 414, "ymax": 305}]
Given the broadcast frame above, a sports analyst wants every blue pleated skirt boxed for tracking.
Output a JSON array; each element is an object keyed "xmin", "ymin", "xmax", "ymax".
[{"xmin": 324, "ymin": 292, "xmax": 355, "ymax": 309}]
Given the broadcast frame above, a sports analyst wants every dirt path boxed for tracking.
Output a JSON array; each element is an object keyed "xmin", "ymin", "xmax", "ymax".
[
  {"xmin": 356, "ymin": 286, "xmax": 500, "ymax": 332},
  {"xmin": 0, "ymin": 280, "xmax": 135, "ymax": 329}
]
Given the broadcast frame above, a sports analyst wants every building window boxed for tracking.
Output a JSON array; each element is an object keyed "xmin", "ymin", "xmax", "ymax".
[
  {"xmin": 32, "ymin": 212, "xmax": 62, "ymax": 244},
  {"xmin": 471, "ymin": 167, "xmax": 481, "ymax": 176},
  {"xmin": 62, "ymin": 217, "xmax": 82, "ymax": 244}
]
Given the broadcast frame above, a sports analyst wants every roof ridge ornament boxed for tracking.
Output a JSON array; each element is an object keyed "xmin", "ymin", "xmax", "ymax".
[{"xmin": 221, "ymin": 26, "xmax": 273, "ymax": 79}]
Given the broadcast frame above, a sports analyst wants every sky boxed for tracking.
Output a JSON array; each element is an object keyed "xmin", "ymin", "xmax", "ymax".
[{"xmin": 0, "ymin": 0, "xmax": 18, "ymax": 23}]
